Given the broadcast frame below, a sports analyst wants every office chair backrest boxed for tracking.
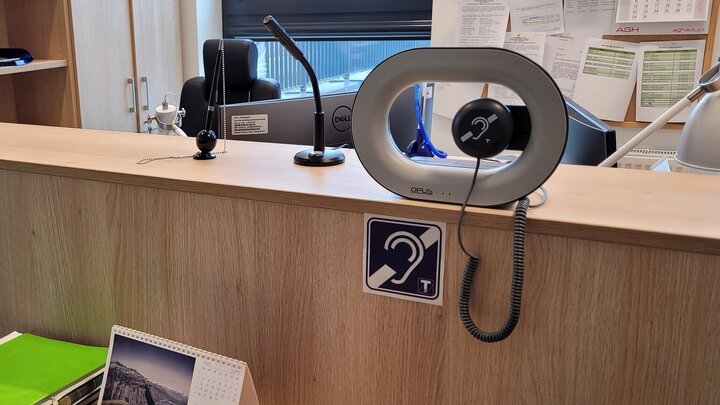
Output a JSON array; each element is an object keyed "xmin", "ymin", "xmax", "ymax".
[
  {"xmin": 203, "ymin": 39, "xmax": 255, "ymax": 103},
  {"xmin": 180, "ymin": 39, "xmax": 281, "ymax": 137}
]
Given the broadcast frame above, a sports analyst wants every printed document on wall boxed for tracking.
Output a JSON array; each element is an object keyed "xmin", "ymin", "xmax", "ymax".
[
  {"xmin": 573, "ymin": 39, "xmax": 640, "ymax": 121},
  {"xmin": 542, "ymin": 30, "xmax": 600, "ymax": 99},
  {"xmin": 636, "ymin": 40, "xmax": 705, "ymax": 122},
  {"xmin": 433, "ymin": 83, "xmax": 486, "ymax": 119},
  {"xmin": 509, "ymin": 0, "xmax": 564, "ymax": 34},
  {"xmin": 431, "ymin": 0, "xmax": 509, "ymax": 119},
  {"xmin": 488, "ymin": 32, "xmax": 547, "ymax": 105},
  {"xmin": 456, "ymin": 0, "xmax": 511, "ymax": 47},
  {"xmin": 564, "ymin": 0, "xmax": 616, "ymax": 34}
]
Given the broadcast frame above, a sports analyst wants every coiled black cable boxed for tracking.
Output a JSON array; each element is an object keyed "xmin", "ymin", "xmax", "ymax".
[{"xmin": 458, "ymin": 157, "xmax": 530, "ymax": 343}]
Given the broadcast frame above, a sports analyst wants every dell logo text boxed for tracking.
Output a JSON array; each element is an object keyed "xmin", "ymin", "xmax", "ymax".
[{"xmin": 332, "ymin": 105, "xmax": 352, "ymax": 132}]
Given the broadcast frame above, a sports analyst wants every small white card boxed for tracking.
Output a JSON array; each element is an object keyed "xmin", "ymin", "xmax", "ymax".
[{"xmin": 231, "ymin": 114, "xmax": 269, "ymax": 136}]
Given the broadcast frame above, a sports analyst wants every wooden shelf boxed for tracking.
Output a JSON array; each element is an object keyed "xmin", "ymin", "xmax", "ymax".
[
  {"xmin": 0, "ymin": 0, "xmax": 79, "ymax": 127},
  {"xmin": 0, "ymin": 59, "xmax": 68, "ymax": 76}
]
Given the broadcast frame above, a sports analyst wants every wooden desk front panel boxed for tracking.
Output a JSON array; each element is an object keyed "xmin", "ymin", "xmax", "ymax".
[{"xmin": 1, "ymin": 168, "xmax": 719, "ymax": 404}]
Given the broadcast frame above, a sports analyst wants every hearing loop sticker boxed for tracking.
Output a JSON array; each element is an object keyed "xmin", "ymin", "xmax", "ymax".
[{"xmin": 363, "ymin": 214, "xmax": 445, "ymax": 305}]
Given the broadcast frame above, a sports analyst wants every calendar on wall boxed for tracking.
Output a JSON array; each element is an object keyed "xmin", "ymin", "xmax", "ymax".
[
  {"xmin": 616, "ymin": 0, "xmax": 711, "ymax": 23},
  {"xmin": 99, "ymin": 326, "xmax": 258, "ymax": 405},
  {"xmin": 612, "ymin": 0, "xmax": 713, "ymax": 34}
]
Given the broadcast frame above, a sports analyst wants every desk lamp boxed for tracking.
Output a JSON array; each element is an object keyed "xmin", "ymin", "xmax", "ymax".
[{"xmin": 599, "ymin": 62, "xmax": 720, "ymax": 168}]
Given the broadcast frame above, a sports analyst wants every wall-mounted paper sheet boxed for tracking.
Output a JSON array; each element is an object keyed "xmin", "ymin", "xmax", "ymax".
[
  {"xmin": 564, "ymin": 0, "xmax": 616, "ymax": 34},
  {"xmin": 636, "ymin": 40, "xmax": 705, "ymax": 122},
  {"xmin": 542, "ymin": 30, "xmax": 601, "ymax": 99},
  {"xmin": 430, "ymin": 0, "xmax": 509, "ymax": 119},
  {"xmin": 488, "ymin": 32, "xmax": 547, "ymax": 105},
  {"xmin": 433, "ymin": 83, "xmax": 486, "ymax": 119},
  {"xmin": 509, "ymin": 0, "xmax": 564, "ymax": 34},
  {"xmin": 573, "ymin": 38, "xmax": 640, "ymax": 121},
  {"xmin": 457, "ymin": 0, "xmax": 510, "ymax": 47}
]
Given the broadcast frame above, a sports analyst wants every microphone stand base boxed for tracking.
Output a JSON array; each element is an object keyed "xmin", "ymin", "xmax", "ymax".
[
  {"xmin": 294, "ymin": 148, "xmax": 345, "ymax": 166},
  {"xmin": 193, "ymin": 151, "xmax": 217, "ymax": 160}
]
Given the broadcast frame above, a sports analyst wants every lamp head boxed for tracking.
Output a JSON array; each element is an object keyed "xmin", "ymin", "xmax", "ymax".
[
  {"xmin": 698, "ymin": 61, "xmax": 720, "ymax": 93},
  {"xmin": 675, "ymin": 90, "xmax": 720, "ymax": 173},
  {"xmin": 675, "ymin": 61, "xmax": 720, "ymax": 173}
]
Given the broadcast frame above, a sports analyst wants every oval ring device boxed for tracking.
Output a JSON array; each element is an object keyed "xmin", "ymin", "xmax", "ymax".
[{"xmin": 352, "ymin": 48, "xmax": 568, "ymax": 207}]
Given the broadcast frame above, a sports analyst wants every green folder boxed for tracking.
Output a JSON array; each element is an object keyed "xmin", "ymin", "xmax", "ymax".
[{"xmin": 0, "ymin": 333, "xmax": 107, "ymax": 405}]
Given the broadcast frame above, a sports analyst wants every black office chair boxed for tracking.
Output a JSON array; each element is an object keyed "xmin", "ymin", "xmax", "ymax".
[{"xmin": 180, "ymin": 39, "xmax": 281, "ymax": 137}]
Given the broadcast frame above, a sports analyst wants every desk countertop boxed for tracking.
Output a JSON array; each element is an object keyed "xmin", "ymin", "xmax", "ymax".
[{"xmin": 0, "ymin": 123, "xmax": 718, "ymax": 255}]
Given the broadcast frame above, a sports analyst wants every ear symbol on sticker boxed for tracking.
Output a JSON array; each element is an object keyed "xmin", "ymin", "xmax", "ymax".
[{"xmin": 384, "ymin": 231, "xmax": 425, "ymax": 285}]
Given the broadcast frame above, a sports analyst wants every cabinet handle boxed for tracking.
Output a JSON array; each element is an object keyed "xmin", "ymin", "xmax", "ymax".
[
  {"xmin": 127, "ymin": 78, "xmax": 137, "ymax": 113},
  {"xmin": 141, "ymin": 76, "xmax": 150, "ymax": 111}
]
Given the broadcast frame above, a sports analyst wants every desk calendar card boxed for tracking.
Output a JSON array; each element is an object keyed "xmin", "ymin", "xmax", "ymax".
[{"xmin": 99, "ymin": 326, "xmax": 258, "ymax": 405}]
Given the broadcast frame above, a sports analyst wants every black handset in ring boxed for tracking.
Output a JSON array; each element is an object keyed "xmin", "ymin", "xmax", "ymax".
[
  {"xmin": 451, "ymin": 98, "xmax": 514, "ymax": 159},
  {"xmin": 451, "ymin": 98, "xmax": 530, "ymax": 344}
]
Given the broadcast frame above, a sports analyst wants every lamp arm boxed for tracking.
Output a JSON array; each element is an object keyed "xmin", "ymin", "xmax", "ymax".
[
  {"xmin": 171, "ymin": 124, "xmax": 188, "ymax": 137},
  {"xmin": 598, "ymin": 88, "xmax": 702, "ymax": 167}
]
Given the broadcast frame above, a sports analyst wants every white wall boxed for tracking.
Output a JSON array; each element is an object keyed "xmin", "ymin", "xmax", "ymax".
[
  {"xmin": 179, "ymin": 0, "xmax": 222, "ymax": 80},
  {"xmin": 179, "ymin": 2, "xmax": 199, "ymax": 80}
]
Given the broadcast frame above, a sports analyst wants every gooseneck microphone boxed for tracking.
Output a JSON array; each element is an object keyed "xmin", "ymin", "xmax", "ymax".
[{"xmin": 263, "ymin": 15, "xmax": 345, "ymax": 166}]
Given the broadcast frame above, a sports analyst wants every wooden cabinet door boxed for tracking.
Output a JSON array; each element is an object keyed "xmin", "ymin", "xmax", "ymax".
[
  {"xmin": 131, "ymin": 0, "xmax": 184, "ymax": 132},
  {"xmin": 71, "ymin": 0, "xmax": 138, "ymax": 132}
]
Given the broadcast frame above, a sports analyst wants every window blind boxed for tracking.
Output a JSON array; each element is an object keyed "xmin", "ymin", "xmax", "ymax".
[{"xmin": 222, "ymin": 0, "xmax": 432, "ymax": 40}]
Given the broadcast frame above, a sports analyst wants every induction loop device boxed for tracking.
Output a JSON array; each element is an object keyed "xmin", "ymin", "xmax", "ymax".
[
  {"xmin": 352, "ymin": 48, "xmax": 568, "ymax": 207},
  {"xmin": 352, "ymin": 48, "xmax": 568, "ymax": 343}
]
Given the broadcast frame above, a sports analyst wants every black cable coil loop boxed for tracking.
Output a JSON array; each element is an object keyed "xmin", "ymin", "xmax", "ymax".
[{"xmin": 459, "ymin": 197, "xmax": 530, "ymax": 343}]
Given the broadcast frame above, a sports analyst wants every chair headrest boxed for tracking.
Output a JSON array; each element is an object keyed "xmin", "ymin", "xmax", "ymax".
[{"xmin": 203, "ymin": 39, "xmax": 258, "ymax": 98}]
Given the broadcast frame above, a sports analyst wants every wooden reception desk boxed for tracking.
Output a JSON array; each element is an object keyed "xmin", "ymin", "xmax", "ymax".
[{"xmin": 1, "ymin": 123, "xmax": 719, "ymax": 404}]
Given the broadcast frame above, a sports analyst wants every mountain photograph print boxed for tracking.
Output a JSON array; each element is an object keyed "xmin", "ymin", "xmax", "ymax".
[{"xmin": 102, "ymin": 335, "xmax": 195, "ymax": 405}]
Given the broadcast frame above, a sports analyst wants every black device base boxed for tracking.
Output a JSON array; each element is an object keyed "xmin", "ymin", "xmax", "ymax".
[
  {"xmin": 195, "ymin": 129, "xmax": 218, "ymax": 160},
  {"xmin": 294, "ymin": 148, "xmax": 345, "ymax": 166},
  {"xmin": 193, "ymin": 151, "xmax": 217, "ymax": 160}
]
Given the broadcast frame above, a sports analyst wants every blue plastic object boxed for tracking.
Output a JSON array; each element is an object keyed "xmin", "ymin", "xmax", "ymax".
[{"xmin": 405, "ymin": 84, "xmax": 447, "ymax": 158}]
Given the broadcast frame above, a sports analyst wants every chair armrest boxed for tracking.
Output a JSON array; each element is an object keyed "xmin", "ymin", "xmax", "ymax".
[{"xmin": 251, "ymin": 78, "xmax": 282, "ymax": 101}]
